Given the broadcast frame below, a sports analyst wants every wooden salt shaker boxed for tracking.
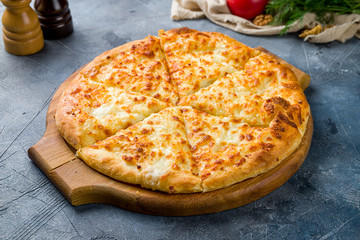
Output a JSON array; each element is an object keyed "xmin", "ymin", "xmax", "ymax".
[
  {"xmin": 1, "ymin": 0, "xmax": 44, "ymax": 55},
  {"xmin": 35, "ymin": 0, "xmax": 73, "ymax": 39}
]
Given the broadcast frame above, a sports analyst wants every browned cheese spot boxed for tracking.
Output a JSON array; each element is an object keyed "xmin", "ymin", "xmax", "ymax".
[
  {"xmin": 220, "ymin": 121, "xmax": 230, "ymax": 130},
  {"xmin": 291, "ymin": 105, "xmax": 303, "ymax": 125},
  {"xmin": 172, "ymin": 116, "xmax": 180, "ymax": 122},
  {"xmin": 271, "ymin": 127, "xmax": 282, "ymax": 139},
  {"xmin": 264, "ymin": 102, "xmax": 275, "ymax": 114},
  {"xmin": 246, "ymin": 134, "xmax": 254, "ymax": 141},
  {"xmin": 193, "ymin": 127, "xmax": 202, "ymax": 133},
  {"xmin": 249, "ymin": 145, "xmax": 258, "ymax": 151},
  {"xmin": 144, "ymin": 50, "xmax": 155, "ymax": 58},
  {"xmin": 191, "ymin": 145, "xmax": 197, "ymax": 152},
  {"xmin": 239, "ymin": 134, "xmax": 245, "ymax": 141},
  {"xmin": 116, "ymin": 134, "xmax": 129, "ymax": 141},
  {"xmin": 260, "ymin": 143, "xmax": 275, "ymax": 152},
  {"xmin": 215, "ymin": 159, "xmax": 224, "ymax": 164},
  {"xmin": 281, "ymin": 82, "xmax": 299, "ymax": 89},
  {"xmin": 144, "ymin": 82, "xmax": 152, "ymax": 90},
  {"xmin": 104, "ymin": 128, "xmax": 112, "ymax": 136},
  {"xmin": 196, "ymin": 32, "xmax": 210, "ymax": 38},
  {"xmin": 70, "ymin": 87, "xmax": 81, "ymax": 95},
  {"xmin": 201, "ymin": 171, "xmax": 211, "ymax": 180},
  {"xmin": 197, "ymin": 134, "xmax": 213, "ymax": 148},
  {"xmin": 169, "ymin": 186, "xmax": 175, "ymax": 193},
  {"xmin": 89, "ymin": 144, "xmax": 100, "ymax": 149},
  {"xmin": 172, "ymin": 163, "xmax": 180, "ymax": 170},
  {"xmin": 122, "ymin": 155, "xmax": 134, "ymax": 163},
  {"xmin": 170, "ymin": 27, "xmax": 191, "ymax": 35},
  {"xmin": 89, "ymin": 68, "xmax": 98, "ymax": 78},
  {"xmin": 280, "ymin": 69, "xmax": 288, "ymax": 78},
  {"xmin": 83, "ymin": 93, "xmax": 91, "ymax": 99},
  {"xmin": 278, "ymin": 112, "xmax": 298, "ymax": 128},
  {"xmin": 271, "ymin": 97, "xmax": 290, "ymax": 109},
  {"xmin": 235, "ymin": 158, "xmax": 246, "ymax": 166}
]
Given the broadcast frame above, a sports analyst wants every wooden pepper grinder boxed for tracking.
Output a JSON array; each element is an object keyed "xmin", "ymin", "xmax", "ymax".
[
  {"xmin": 1, "ymin": 0, "xmax": 44, "ymax": 55},
  {"xmin": 34, "ymin": 0, "xmax": 73, "ymax": 39}
]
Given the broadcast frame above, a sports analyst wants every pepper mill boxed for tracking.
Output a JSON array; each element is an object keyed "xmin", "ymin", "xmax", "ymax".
[
  {"xmin": 1, "ymin": 0, "xmax": 44, "ymax": 55},
  {"xmin": 34, "ymin": 0, "xmax": 73, "ymax": 39}
]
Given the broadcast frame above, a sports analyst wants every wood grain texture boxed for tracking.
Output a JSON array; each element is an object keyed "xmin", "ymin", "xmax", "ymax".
[{"xmin": 28, "ymin": 48, "xmax": 313, "ymax": 216}]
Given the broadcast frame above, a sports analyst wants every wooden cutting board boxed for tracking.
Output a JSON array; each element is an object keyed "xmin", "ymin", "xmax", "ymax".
[{"xmin": 28, "ymin": 47, "xmax": 313, "ymax": 216}]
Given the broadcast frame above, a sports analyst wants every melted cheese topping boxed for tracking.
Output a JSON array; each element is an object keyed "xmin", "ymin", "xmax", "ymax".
[
  {"xmin": 181, "ymin": 106, "xmax": 302, "ymax": 191},
  {"xmin": 81, "ymin": 36, "xmax": 178, "ymax": 105},
  {"xmin": 179, "ymin": 53, "xmax": 309, "ymax": 133},
  {"xmin": 57, "ymin": 77, "xmax": 169, "ymax": 148},
  {"xmin": 159, "ymin": 28, "xmax": 259, "ymax": 98},
  {"xmin": 57, "ymin": 28, "xmax": 311, "ymax": 193},
  {"xmin": 78, "ymin": 107, "xmax": 201, "ymax": 193}
]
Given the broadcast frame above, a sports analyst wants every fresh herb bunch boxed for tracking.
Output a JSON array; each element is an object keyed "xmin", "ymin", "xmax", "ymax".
[{"xmin": 266, "ymin": 0, "xmax": 360, "ymax": 34}]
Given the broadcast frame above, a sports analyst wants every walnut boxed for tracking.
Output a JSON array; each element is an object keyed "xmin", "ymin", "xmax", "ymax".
[
  {"xmin": 253, "ymin": 14, "xmax": 273, "ymax": 26},
  {"xmin": 299, "ymin": 24, "xmax": 322, "ymax": 38},
  {"xmin": 324, "ymin": 24, "xmax": 335, "ymax": 31}
]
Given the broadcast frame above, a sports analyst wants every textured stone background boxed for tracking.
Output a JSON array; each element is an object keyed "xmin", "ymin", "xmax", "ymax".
[{"xmin": 0, "ymin": 0, "xmax": 359, "ymax": 239}]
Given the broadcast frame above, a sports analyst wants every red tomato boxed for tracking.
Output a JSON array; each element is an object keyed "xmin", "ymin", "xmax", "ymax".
[{"xmin": 227, "ymin": 0, "xmax": 269, "ymax": 20}]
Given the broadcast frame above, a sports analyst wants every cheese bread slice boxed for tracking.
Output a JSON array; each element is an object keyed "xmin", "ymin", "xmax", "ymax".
[
  {"xmin": 159, "ymin": 27, "xmax": 259, "ymax": 98},
  {"xmin": 77, "ymin": 107, "xmax": 202, "ymax": 193},
  {"xmin": 179, "ymin": 53, "xmax": 310, "ymax": 135},
  {"xmin": 80, "ymin": 36, "xmax": 178, "ymax": 105},
  {"xmin": 181, "ymin": 107, "xmax": 302, "ymax": 192},
  {"xmin": 56, "ymin": 28, "xmax": 312, "ymax": 194},
  {"xmin": 56, "ymin": 77, "xmax": 169, "ymax": 149}
]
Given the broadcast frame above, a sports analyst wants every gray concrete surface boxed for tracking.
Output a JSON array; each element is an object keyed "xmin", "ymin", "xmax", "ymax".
[{"xmin": 0, "ymin": 0, "xmax": 359, "ymax": 239}]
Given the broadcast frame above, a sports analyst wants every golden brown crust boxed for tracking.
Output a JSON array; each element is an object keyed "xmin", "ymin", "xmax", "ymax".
[
  {"xmin": 55, "ymin": 75, "xmax": 103, "ymax": 149},
  {"xmin": 57, "ymin": 28, "xmax": 311, "ymax": 193}
]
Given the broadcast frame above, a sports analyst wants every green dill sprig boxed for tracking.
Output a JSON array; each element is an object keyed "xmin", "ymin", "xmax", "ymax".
[{"xmin": 266, "ymin": 0, "xmax": 360, "ymax": 35}]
